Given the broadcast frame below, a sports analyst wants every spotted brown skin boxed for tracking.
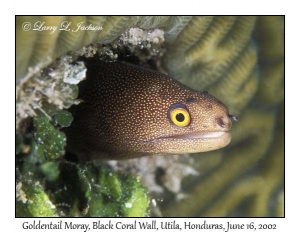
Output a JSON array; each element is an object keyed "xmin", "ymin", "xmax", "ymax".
[{"xmin": 65, "ymin": 60, "xmax": 235, "ymax": 160}]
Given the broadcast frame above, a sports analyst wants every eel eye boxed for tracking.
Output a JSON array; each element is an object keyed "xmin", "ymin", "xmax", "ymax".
[{"xmin": 169, "ymin": 104, "xmax": 191, "ymax": 127}]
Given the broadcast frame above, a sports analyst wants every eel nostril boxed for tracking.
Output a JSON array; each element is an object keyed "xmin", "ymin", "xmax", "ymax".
[
  {"xmin": 216, "ymin": 116, "xmax": 232, "ymax": 129},
  {"xmin": 216, "ymin": 117, "xmax": 226, "ymax": 128}
]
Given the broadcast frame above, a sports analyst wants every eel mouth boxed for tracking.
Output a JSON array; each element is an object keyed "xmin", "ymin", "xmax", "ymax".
[
  {"xmin": 149, "ymin": 131, "xmax": 231, "ymax": 145},
  {"xmin": 145, "ymin": 131, "xmax": 231, "ymax": 154},
  {"xmin": 167, "ymin": 131, "xmax": 229, "ymax": 140}
]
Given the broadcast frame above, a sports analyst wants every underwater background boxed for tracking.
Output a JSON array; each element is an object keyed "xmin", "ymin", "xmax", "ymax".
[{"xmin": 16, "ymin": 16, "xmax": 284, "ymax": 217}]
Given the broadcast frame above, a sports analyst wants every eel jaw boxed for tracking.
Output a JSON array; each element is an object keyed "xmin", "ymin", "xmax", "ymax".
[
  {"xmin": 145, "ymin": 131, "xmax": 231, "ymax": 154},
  {"xmin": 168, "ymin": 131, "xmax": 229, "ymax": 140}
]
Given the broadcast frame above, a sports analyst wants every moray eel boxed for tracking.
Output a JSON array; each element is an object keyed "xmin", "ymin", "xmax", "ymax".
[{"xmin": 65, "ymin": 59, "xmax": 236, "ymax": 160}]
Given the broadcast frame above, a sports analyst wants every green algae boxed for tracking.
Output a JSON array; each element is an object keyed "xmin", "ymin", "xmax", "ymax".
[
  {"xmin": 54, "ymin": 110, "xmax": 74, "ymax": 127},
  {"xmin": 57, "ymin": 162, "xmax": 149, "ymax": 217},
  {"xmin": 16, "ymin": 180, "xmax": 57, "ymax": 217},
  {"xmin": 16, "ymin": 164, "xmax": 58, "ymax": 217},
  {"xmin": 16, "ymin": 136, "xmax": 149, "ymax": 217},
  {"xmin": 17, "ymin": 158, "xmax": 149, "ymax": 217},
  {"xmin": 33, "ymin": 112, "xmax": 66, "ymax": 160},
  {"xmin": 120, "ymin": 176, "xmax": 149, "ymax": 217},
  {"xmin": 40, "ymin": 161, "xmax": 60, "ymax": 182}
]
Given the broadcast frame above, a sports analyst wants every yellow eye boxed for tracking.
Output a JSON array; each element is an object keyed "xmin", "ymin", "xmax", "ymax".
[{"xmin": 169, "ymin": 104, "xmax": 191, "ymax": 127}]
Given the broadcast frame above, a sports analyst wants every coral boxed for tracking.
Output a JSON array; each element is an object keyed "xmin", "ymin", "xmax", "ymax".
[
  {"xmin": 254, "ymin": 16, "xmax": 284, "ymax": 106},
  {"xmin": 163, "ymin": 16, "xmax": 258, "ymax": 114},
  {"xmin": 158, "ymin": 17, "xmax": 284, "ymax": 217},
  {"xmin": 16, "ymin": 16, "xmax": 193, "ymax": 81},
  {"xmin": 16, "ymin": 55, "xmax": 84, "ymax": 129},
  {"xmin": 119, "ymin": 28, "xmax": 164, "ymax": 47},
  {"xmin": 16, "ymin": 16, "xmax": 284, "ymax": 217}
]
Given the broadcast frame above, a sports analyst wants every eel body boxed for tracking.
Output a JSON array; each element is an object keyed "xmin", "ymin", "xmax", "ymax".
[{"xmin": 65, "ymin": 60, "xmax": 235, "ymax": 160}]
